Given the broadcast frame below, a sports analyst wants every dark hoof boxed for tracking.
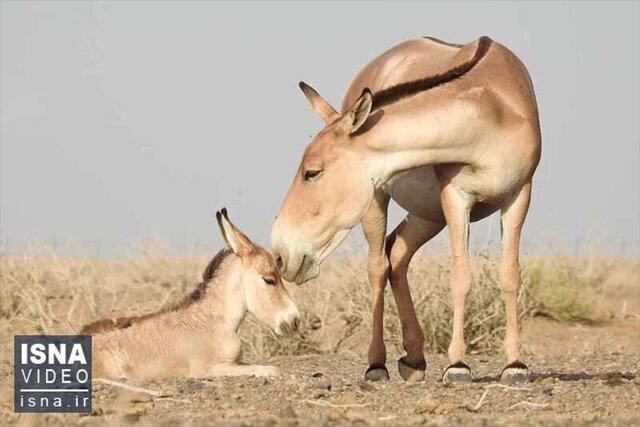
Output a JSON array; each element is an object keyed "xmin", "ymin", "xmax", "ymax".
[
  {"xmin": 397, "ymin": 356, "xmax": 426, "ymax": 382},
  {"xmin": 442, "ymin": 361, "xmax": 472, "ymax": 384},
  {"xmin": 501, "ymin": 361, "xmax": 529, "ymax": 384},
  {"xmin": 365, "ymin": 364, "xmax": 389, "ymax": 381}
]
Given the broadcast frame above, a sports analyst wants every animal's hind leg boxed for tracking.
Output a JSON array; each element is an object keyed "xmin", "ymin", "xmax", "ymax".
[
  {"xmin": 361, "ymin": 191, "xmax": 391, "ymax": 381},
  {"xmin": 387, "ymin": 214, "xmax": 444, "ymax": 381},
  {"xmin": 499, "ymin": 182, "xmax": 532, "ymax": 383},
  {"xmin": 440, "ymin": 184, "xmax": 474, "ymax": 383}
]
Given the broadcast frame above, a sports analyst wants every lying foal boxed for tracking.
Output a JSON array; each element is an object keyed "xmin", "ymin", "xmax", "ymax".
[{"xmin": 81, "ymin": 209, "xmax": 300, "ymax": 379}]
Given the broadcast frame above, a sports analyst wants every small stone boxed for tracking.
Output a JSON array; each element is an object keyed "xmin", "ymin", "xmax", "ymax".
[
  {"xmin": 325, "ymin": 408, "xmax": 346, "ymax": 422},
  {"xmin": 358, "ymin": 381, "xmax": 376, "ymax": 392},
  {"xmin": 542, "ymin": 387, "xmax": 555, "ymax": 396},
  {"xmin": 313, "ymin": 390, "xmax": 327, "ymax": 399},
  {"xmin": 278, "ymin": 405, "xmax": 297, "ymax": 419},
  {"xmin": 605, "ymin": 374, "xmax": 624, "ymax": 386},
  {"xmin": 313, "ymin": 379, "xmax": 332, "ymax": 391},
  {"xmin": 121, "ymin": 390, "xmax": 153, "ymax": 403},
  {"xmin": 415, "ymin": 394, "xmax": 439, "ymax": 414},
  {"xmin": 536, "ymin": 377, "xmax": 555, "ymax": 385},
  {"xmin": 435, "ymin": 403, "xmax": 458, "ymax": 414}
]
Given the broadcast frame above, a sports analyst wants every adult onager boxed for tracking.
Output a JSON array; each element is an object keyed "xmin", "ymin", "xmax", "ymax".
[
  {"xmin": 271, "ymin": 36, "xmax": 541, "ymax": 383},
  {"xmin": 83, "ymin": 209, "xmax": 300, "ymax": 380}
]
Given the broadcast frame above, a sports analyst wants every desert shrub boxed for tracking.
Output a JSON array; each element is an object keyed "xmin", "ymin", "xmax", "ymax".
[
  {"xmin": 235, "ymin": 251, "xmax": 619, "ymax": 357},
  {"xmin": 0, "ymin": 247, "xmax": 632, "ymax": 365},
  {"xmin": 522, "ymin": 256, "xmax": 606, "ymax": 322}
]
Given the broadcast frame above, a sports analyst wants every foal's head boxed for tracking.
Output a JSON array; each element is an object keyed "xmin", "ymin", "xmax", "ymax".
[{"xmin": 215, "ymin": 208, "xmax": 300, "ymax": 336}]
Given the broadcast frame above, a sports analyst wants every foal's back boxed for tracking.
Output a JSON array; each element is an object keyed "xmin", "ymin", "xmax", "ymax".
[{"xmin": 86, "ymin": 250, "xmax": 236, "ymax": 378}]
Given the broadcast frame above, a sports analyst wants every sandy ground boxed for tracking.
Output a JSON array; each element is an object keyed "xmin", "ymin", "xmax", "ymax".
[{"xmin": 1, "ymin": 315, "xmax": 638, "ymax": 427}]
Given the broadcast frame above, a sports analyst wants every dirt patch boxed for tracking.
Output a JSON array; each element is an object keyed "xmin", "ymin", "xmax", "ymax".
[
  {"xmin": 1, "ymin": 351, "xmax": 638, "ymax": 426},
  {"xmin": 0, "ymin": 254, "xmax": 638, "ymax": 425}
]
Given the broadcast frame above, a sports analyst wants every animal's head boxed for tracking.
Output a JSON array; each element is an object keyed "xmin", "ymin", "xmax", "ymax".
[
  {"xmin": 216, "ymin": 208, "xmax": 300, "ymax": 335},
  {"xmin": 271, "ymin": 82, "xmax": 376, "ymax": 284}
]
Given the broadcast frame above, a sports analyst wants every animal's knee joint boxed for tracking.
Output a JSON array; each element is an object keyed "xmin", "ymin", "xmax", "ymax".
[{"xmin": 367, "ymin": 254, "xmax": 390, "ymax": 281}]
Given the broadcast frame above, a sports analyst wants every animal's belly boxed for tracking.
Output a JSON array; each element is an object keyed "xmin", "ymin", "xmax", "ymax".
[
  {"xmin": 383, "ymin": 166, "xmax": 445, "ymax": 223},
  {"xmin": 434, "ymin": 159, "xmax": 528, "ymax": 205},
  {"xmin": 383, "ymin": 166, "xmax": 500, "ymax": 223}
]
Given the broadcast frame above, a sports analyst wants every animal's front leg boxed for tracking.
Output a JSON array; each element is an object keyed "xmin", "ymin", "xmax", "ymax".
[
  {"xmin": 387, "ymin": 214, "xmax": 444, "ymax": 381},
  {"xmin": 360, "ymin": 192, "xmax": 391, "ymax": 381},
  {"xmin": 204, "ymin": 363, "xmax": 279, "ymax": 378},
  {"xmin": 440, "ymin": 184, "xmax": 474, "ymax": 383}
]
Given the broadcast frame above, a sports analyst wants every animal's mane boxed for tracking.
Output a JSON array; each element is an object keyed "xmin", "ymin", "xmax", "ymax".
[
  {"xmin": 79, "ymin": 248, "xmax": 233, "ymax": 335},
  {"xmin": 370, "ymin": 36, "xmax": 492, "ymax": 111}
]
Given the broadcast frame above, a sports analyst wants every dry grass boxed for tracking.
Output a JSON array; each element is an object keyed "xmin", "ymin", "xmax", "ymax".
[{"xmin": 1, "ymin": 246, "xmax": 637, "ymax": 371}]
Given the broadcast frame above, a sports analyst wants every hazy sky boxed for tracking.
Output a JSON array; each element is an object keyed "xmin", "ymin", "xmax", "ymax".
[{"xmin": 1, "ymin": 1, "xmax": 639, "ymax": 257}]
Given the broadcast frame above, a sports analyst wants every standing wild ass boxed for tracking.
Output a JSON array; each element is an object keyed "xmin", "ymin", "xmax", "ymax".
[
  {"xmin": 271, "ymin": 36, "xmax": 541, "ymax": 383},
  {"xmin": 83, "ymin": 209, "xmax": 300, "ymax": 379}
]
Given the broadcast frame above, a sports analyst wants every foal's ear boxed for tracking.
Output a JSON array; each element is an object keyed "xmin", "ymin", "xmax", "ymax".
[
  {"xmin": 299, "ymin": 81, "xmax": 340, "ymax": 125},
  {"xmin": 337, "ymin": 87, "xmax": 373, "ymax": 135},
  {"xmin": 215, "ymin": 208, "xmax": 255, "ymax": 255}
]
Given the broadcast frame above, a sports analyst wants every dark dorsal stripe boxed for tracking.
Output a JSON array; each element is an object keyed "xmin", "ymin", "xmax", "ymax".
[
  {"xmin": 422, "ymin": 36, "xmax": 463, "ymax": 48},
  {"xmin": 79, "ymin": 248, "xmax": 233, "ymax": 335},
  {"xmin": 370, "ymin": 36, "xmax": 492, "ymax": 111}
]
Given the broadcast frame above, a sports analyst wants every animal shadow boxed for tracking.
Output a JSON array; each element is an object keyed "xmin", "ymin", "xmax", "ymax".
[{"xmin": 473, "ymin": 371, "xmax": 636, "ymax": 384}]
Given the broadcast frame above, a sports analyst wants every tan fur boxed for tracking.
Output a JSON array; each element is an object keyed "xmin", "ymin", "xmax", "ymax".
[
  {"xmin": 272, "ymin": 36, "xmax": 540, "ymax": 377},
  {"xmin": 87, "ymin": 210, "xmax": 299, "ymax": 380}
]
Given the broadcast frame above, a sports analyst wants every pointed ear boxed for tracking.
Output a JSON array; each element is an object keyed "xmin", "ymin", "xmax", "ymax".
[
  {"xmin": 299, "ymin": 81, "xmax": 340, "ymax": 125},
  {"xmin": 215, "ymin": 208, "xmax": 254, "ymax": 255},
  {"xmin": 337, "ymin": 88, "xmax": 373, "ymax": 135}
]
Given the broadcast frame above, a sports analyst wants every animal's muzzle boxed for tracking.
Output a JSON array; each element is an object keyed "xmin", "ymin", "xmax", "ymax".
[{"xmin": 276, "ymin": 314, "xmax": 301, "ymax": 336}]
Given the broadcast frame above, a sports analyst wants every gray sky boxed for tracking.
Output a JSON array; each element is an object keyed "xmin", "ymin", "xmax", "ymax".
[{"xmin": 1, "ymin": 1, "xmax": 639, "ymax": 257}]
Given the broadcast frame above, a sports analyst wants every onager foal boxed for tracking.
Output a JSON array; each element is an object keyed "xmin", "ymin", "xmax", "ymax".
[{"xmin": 82, "ymin": 209, "xmax": 300, "ymax": 379}]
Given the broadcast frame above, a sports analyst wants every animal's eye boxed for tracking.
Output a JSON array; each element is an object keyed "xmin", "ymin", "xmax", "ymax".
[
  {"xmin": 262, "ymin": 276, "xmax": 276, "ymax": 285},
  {"xmin": 304, "ymin": 170, "xmax": 322, "ymax": 181}
]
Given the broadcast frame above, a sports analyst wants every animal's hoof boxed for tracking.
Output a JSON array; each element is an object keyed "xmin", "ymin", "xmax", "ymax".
[
  {"xmin": 365, "ymin": 364, "xmax": 389, "ymax": 381},
  {"xmin": 397, "ymin": 356, "xmax": 426, "ymax": 382},
  {"xmin": 501, "ymin": 361, "xmax": 529, "ymax": 384},
  {"xmin": 442, "ymin": 361, "xmax": 472, "ymax": 384}
]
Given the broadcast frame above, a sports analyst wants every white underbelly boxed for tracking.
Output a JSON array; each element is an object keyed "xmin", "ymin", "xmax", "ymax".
[{"xmin": 382, "ymin": 166, "xmax": 445, "ymax": 223}]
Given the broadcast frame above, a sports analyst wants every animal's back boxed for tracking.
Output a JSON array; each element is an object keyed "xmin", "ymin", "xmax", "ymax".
[
  {"xmin": 341, "ymin": 37, "xmax": 476, "ymax": 111},
  {"xmin": 90, "ymin": 312, "xmax": 193, "ymax": 379},
  {"xmin": 342, "ymin": 36, "xmax": 541, "ymax": 221},
  {"xmin": 87, "ymin": 307, "xmax": 241, "ymax": 379},
  {"xmin": 342, "ymin": 36, "xmax": 539, "ymax": 128}
]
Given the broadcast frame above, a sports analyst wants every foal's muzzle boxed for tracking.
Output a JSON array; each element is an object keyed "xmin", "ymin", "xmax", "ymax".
[{"xmin": 274, "ymin": 307, "xmax": 301, "ymax": 336}]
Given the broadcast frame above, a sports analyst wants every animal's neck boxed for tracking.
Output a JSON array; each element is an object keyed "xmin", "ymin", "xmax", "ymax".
[
  {"xmin": 183, "ymin": 263, "xmax": 247, "ymax": 334},
  {"xmin": 357, "ymin": 101, "xmax": 483, "ymax": 186}
]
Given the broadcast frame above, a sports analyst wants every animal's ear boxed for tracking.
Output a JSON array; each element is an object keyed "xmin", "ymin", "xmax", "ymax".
[
  {"xmin": 337, "ymin": 88, "xmax": 373, "ymax": 135},
  {"xmin": 299, "ymin": 81, "xmax": 340, "ymax": 125},
  {"xmin": 215, "ymin": 208, "xmax": 255, "ymax": 255}
]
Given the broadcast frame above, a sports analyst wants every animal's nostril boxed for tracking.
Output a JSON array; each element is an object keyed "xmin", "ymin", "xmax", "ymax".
[{"xmin": 276, "ymin": 255, "xmax": 283, "ymax": 270}]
